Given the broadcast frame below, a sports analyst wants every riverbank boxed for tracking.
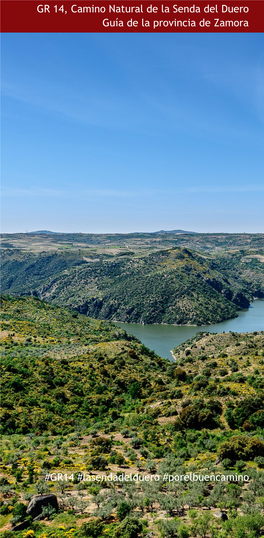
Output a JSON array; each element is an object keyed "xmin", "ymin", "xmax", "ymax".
[{"xmin": 116, "ymin": 299, "xmax": 264, "ymax": 359}]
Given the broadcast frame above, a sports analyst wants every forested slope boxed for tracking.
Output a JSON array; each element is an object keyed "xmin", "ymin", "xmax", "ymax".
[{"xmin": 2, "ymin": 247, "xmax": 264, "ymax": 325}]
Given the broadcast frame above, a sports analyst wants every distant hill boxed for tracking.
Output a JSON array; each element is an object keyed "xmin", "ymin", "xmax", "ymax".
[
  {"xmin": 154, "ymin": 229, "xmax": 196, "ymax": 234},
  {"xmin": 28, "ymin": 230, "xmax": 195, "ymax": 235},
  {"xmin": 28, "ymin": 230, "xmax": 59, "ymax": 234},
  {"xmin": 29, "ymin": 229, "xmax": 196, "ymax": 235}
]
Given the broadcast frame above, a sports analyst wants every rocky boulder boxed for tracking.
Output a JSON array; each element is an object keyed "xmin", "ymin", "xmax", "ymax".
[{"xmin": 26, "ymin": 494, "xmax": 58, "ymax": 519}]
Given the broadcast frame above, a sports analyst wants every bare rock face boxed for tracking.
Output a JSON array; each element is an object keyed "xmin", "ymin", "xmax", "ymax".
[{"xmin": 26, "ymin": 494, "xmax": 58, "ymax": 519}]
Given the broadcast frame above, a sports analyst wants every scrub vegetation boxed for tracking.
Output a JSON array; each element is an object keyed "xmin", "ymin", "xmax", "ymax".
[{"xmin": 1, "ymin": 296, "xmax": 264, "ymax": 537}]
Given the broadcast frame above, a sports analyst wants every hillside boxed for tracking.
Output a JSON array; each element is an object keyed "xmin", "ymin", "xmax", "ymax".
[
  {"xmin": 2, "ymin": 247, "xmax": 264, "ymax": 325},
  {"xmin": 1, "ymin": 295, "xmax": 167, "ymax": 435},
  {"xmin": 1, "ymin": 296, "xmax": 264, "ymax": 538}
]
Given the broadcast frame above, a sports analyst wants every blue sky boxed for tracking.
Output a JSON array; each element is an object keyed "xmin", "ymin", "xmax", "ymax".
[{"xmin": 1, "ymin": 33, "xmax": 264, "ymax": 233}]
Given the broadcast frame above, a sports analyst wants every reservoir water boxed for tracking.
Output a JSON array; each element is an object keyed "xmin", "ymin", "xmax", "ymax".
[{"xmin": 116, "ymin": 299, "xmax": 264, "ymax": 360}]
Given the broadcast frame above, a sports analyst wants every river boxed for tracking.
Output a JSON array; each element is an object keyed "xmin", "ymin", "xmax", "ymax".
[{"xmin": 116, "ymin": 299, "xmax": 264, "ymax": 360}]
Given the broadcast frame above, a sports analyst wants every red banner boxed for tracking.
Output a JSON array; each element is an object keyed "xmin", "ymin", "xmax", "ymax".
[{"xmin": 1, "ymin": 0, "xmax": 264, "ymax": 32}]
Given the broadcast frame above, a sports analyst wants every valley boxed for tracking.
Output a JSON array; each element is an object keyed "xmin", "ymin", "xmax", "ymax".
[
  {"xmin": 1, "ymin": 233, "xmax": 264, "ymax": 327},
  {"xmin": 1, "ymin": 232, "xmax": 264, "ymax": 537}
]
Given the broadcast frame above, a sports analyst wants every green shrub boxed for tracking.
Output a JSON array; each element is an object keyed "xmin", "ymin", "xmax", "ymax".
[
  {"xmin": 254, "ymin": 456, "xmax": 264, "ymax": 468},
  {"xmin": 117, "ymin": 501, "xmax": 131, "ymax": 520},
  {"xmin": 0, "ymin": 504, "xmax": 10, "ymax": 515},
  {"xmin": 236, "ymin": 460, "xmax": 245, "ymax": 472},
  {"xmin": 115, "ymin": 453, "xmax": 125, "ymax": 466},
  {"xmin": 219, "ymin": 368, "xmax": 228, "ymax": 376},
  {"xmin": 218, "ymin": 436, "xmax": 264, "ymax": 461},
  {"xmin": 87, "ymin": 456, "xmax": 108, "ymax": 471},
  {"xmin": 10, "ymin": 501, "xmax": 27, "ymax": 525},
  {"xmin": 159, "ymin": 518, "xmax": 180, "ymax": 537},
  {"xmin": 113, "ymin": 516, "xmax": 143, "ymax": 538},
  {"xmin": 178, "ymin": 524, "xmax": 190, "ymax": 538},
  {"xmin": 222, "ymin": 458, "xmax": 232, "ymax": 470},
  {"xmin": 12, "ymin": 502, "xmax": 27, "ymax": 518},
  {"xmin": 225, "ymin": 397, "xmax": 264, "ymax": 429},
  {"xmin": 179, "ymin": 401, "xmax": 222, "ymax": 430},
  {"xmin": 130, "ymin": 437, "xmax": 143, "ymax": 449},
  {"xmin": 41, "ymin": 503, "xmax": 56, "ymax": 519},
  {"xmin": 79, "ymin": 518, "xmax": 104, "ymax": 537},
  {"xmin": 129, "ymin": 382, "xmax": 141, "ymax": 399},
  {"xmin": 90, "ymin": 436, "xmax": 112, "ymax": 454},
  {"xmin": 174, "ymin": 368, "xmax": 187, "ymax": 381}
]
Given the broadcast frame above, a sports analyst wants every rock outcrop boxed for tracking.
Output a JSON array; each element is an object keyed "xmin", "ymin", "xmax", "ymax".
[{"xmin": 26, "ymin": 494, "xmax": 58, "ymax": 519}]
